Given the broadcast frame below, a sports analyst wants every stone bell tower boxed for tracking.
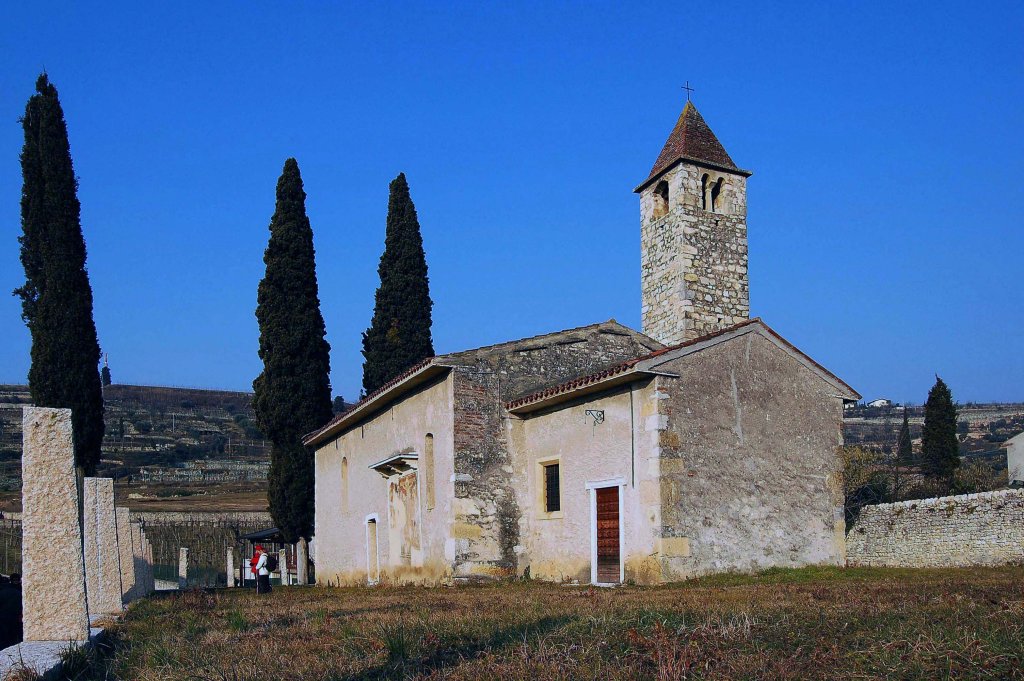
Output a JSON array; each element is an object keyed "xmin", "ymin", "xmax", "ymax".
[{"xmin": 636, "ymin": 101, "xmax": 752, "ymax": 346}]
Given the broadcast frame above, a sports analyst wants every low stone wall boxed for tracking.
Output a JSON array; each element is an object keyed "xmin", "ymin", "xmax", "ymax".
[{"xmin": 847, "ymin": 489, "xmax": 1024, "ymax": 567}]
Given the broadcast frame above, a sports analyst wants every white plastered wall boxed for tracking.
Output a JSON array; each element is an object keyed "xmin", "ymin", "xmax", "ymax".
[
  {"xmin": 314, "ymin": 374, "xmax": 456, "ymax": 585},
  {"xmin": 506, "ymin": 379, "xmax": 662, "ymax": 585}
]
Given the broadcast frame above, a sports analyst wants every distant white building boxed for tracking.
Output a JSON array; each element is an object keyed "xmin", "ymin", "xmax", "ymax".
[
  {"xmin": 866, "ymin": 398, "xmax": 892, "ymax": 408},
  {"xmin": 1003, "ymin": 432, "xmax": 1024, "ymax": 485}
]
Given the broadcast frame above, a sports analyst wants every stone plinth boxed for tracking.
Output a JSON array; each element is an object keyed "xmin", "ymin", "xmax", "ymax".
[
  {"xmin": 178, "ymin": 547, "xmax": 188, "ymax": 589},
  {"xmin": 296, "ymin": 538, "xmax": 309, "ymax": 585},
  {"xmin": 21, "ymin": 407, "xmax": 90, "ymax": 642},
  {"xmin": 84, "ymin": 478, "xmax": 123, "ymax": 615},
  {"xmin": 115, "ymin": 507, "xmax": 136, "ymax": 603}
]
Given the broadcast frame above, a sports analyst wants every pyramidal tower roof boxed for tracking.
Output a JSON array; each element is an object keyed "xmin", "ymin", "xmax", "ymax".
[{"xmin": 635, "ymin": 101, "xmax": 750, "ymax": 192}]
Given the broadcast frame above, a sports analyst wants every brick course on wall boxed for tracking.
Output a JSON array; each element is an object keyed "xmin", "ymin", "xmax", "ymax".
[{"xmin": 846, "ymin": 489, "xmax": 1024, "ymax": 568}]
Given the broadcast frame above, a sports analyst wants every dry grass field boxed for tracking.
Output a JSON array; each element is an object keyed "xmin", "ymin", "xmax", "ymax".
[{"xmin": 56, "ymin": 566, "xmax": 1024, "ymax": 680}]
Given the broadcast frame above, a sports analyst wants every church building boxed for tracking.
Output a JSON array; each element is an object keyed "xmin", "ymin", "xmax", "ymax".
[{"xmin": 305, "ymin": 102, "xmax": 860, "ymax": 585}]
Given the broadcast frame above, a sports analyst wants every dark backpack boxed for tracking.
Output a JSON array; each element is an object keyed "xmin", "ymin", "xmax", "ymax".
[{"xmin": 265, "ymin": 554, "xmax": 279, "ymax": 572}]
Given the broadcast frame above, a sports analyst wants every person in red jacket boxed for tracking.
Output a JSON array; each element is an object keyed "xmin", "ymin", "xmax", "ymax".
[{"xmin": 251, "ymin": 545, "xmax": 271, "ymax": 594}]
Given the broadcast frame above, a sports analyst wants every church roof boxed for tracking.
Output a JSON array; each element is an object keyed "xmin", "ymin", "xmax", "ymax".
[
  {"xmin": 506, "ymin": 318, "xmax": 860, "ymax": 414},
  {"xmin": 437, "ymin": 319, "xmax": 661, "ymax": 361},
  {"xmin": 302, "ymin": 320, "xmax": 663, "ymax": 447},
  {"xmin": 635, "ymin": 101, "xmax": 751, "ymax": 193}
]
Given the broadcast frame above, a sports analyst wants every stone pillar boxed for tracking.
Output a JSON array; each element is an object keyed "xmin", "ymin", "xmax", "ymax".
[
  {"xmin": 178, "ymin": 547, "xmax": 189, "ymax": 589},
  {"xmin": 278, "ymin": 548, "xmax": 287, "ymax": 586},
  {"xmin": 83, "ymin": 477, "xmax": 124, "ymax": 615},
  {"xmin": 144, "ymin": 535, "xmax": 155, "ymax": 593},
  {"xmin": 296, "ymin": 538, "xmax": 309, "ymax": 585},
  {"xmin": 21, "ymin": 407, "xmax": 90, "ymax": 641},
  {"xmin": 130, "ymin": 521, "xmax": 146, "ymax": 597},
  {"xmin": 115, "ymin": 507, "xmax": 136, "ymax": 603},
  {"xmin": 226, "ymin": 546, "xmax": 235, "ymax": 588},
  {"xmin": 142, "ymin": 532, "xmax": 153, "ymax": 593}
]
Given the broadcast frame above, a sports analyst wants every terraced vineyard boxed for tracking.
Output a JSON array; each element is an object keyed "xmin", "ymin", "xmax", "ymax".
[{"xmin": 0, "ymin": 384, "xmax": 273, "ymax": 512}]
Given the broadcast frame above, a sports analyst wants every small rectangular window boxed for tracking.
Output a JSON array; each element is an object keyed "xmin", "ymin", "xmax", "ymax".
[{"xmin": 544, "ymin": 463, "xmax": 560, "ymax": 513}]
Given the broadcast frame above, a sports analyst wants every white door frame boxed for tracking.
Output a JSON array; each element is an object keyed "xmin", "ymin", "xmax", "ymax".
[
  {"xmin": 364, "ymin": 513, "xmax": 380, "ymax": 585},
  {"xmin": 586, "ymin": 477, "xmax": 625, "ymax": 585}
]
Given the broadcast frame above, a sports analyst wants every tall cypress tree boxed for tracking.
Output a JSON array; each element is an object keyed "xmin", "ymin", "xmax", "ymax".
[
  {"xmin": 920, "ymin": 375, "xmax": 960, "ymax": 482},
  {"xmin": 253, "ymin": 158, "xmax": 333, "ymax": 542},
  {"xmin": 362, "ymin": 173, "xmax": 434, "ymax": 394},
  {"xmin": 15, "ymin": 74, "xmax": 104, "ymax": 475},
  {"xmin": 896, "ymin": 408, "xmax": 913, "ymax": 465}
]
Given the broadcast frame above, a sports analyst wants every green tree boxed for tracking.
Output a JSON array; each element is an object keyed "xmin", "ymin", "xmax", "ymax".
[
  {"xmin": 252, "ymin": 158, "xmax": 333, "ymax": 542},
  {"xmin": 361, "ymin": 173, "xmax": 434, "ymax": 394},
  {"xmin": 100, "ymin": 365, "xmax": 112, "ymax": 386},
  {"xmin": 920, "ymin": 375, "xmax": 960, "ymax": 483},
  {"xmin": 15, "ymin": 74, "xmax": 104, "ymax": 474}
]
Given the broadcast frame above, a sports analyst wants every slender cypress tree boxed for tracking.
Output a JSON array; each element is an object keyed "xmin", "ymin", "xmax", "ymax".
[
  {"xmin": 15, "ymin": 74, "xmax": 104, "ymax": 475},
  {"xmin": 896, "ymin": 408, "xmax": 913, "ymax": 465},
  {"xmin": 253, "ymin": 158, "xmax": 333, "ymax": 542},
  {"xmin": 100, "ymin": 355, "xmax": 112, "ymax": 386},
  {"xmin": 920, "ymin": 375, "xmax": 960, "ymax": 482},
  {"xmin": 362, "ymin": 173, "xmax": 434, "ymax": 394}
]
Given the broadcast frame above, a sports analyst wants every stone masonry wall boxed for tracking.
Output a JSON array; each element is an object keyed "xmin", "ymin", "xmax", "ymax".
[
  {"xmin": 640, "ymin": 162, "xmax": 749, "ymax": 346},
  {"xmin": 653, "ymin": 332, "xmax": 846, "ymax": 579},
  {"xmin": 847, "ymin": 489, "xmax": 1024, "ymax": 567}
]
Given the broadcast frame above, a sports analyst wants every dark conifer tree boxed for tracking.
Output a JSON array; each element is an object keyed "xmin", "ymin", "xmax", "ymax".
[
  {"xmin": 920, "ymin": 375, "xmax": 960, "ymax": 482},
  {"xmin": 896, "ymin": 409, "xmax": 913, "ymax": 465},
  {"xmin": 253, "ymin": 158, "xmax": 333, "ymax": 542},
  {"xmin": 100, "ymin": 355, "xmax": 112, "ymax": 386},
  {"xmin": 15, "ymin": 74, "xmax": 104, "ymax": 474},
  {"xmin": 362, "ymin": 173, "xmax": 434, "ymax": 394}
]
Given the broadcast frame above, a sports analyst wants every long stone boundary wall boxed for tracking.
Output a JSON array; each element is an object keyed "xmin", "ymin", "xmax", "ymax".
[{"xmin": 847, "ymin": 488, "xmax": 1024, "ymax": 568}]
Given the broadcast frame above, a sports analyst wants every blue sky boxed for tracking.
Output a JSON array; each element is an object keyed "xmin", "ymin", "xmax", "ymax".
[{"xmin": 1, "ymin": 2, "xmax": 1021, "ymax": 404}]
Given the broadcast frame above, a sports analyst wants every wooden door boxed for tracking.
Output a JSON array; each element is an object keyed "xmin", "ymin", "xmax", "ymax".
[{"xmin": 595, "ymin": 486, "xmax": 620, "ymax": 583}]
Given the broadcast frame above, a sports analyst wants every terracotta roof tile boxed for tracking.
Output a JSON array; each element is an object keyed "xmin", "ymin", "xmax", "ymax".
[{"xmin": 639, "ymin": 101, "xmax": 744, "ymax": 189}]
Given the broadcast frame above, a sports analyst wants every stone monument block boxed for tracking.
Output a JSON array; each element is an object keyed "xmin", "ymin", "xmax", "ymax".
[
  {"xmin": 130, "ymin": 521, "xmax": 147, "ymax": 597},
  {"xmin": 296, "ymin": 538, "xmax": 309, "ymax": 585},
  {"xmin": 84, "ymin": 477, "xmax": 124, "ymax": 615},
  {"xmin": 178, "ymin": 547, "xmax": 189, "ymax": 589},
  {"xmin": 278, "ymin": 548, "xmax": 287, "ymax": 586},
  {"xmin": 115, "ymin": 507, "xmax": 136, "ymax": 603},
  {"xmin": 143, "ymin": 534, "xmax": 155, "ymax": 594},
  {"xmin": 226, "ymin": 547, "xmax": 236, "ymax": 587},
  {"xmin": 21, "ymin": 407, "xmax": 90, "ymax": 642}
]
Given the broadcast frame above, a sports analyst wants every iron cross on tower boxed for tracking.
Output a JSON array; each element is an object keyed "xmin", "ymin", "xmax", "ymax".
[{"xmin": 682, "ymin": 81, "xmax": 695, "ymax": 101}]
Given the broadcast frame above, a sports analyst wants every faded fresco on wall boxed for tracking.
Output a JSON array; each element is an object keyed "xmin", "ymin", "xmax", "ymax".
[{"xmin": 388, "ymin": 473, "xmax": 421, "ymax": 567}]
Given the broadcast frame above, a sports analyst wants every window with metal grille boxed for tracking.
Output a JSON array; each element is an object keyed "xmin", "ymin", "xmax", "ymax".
[{"xmin": 544, "ymin": 463, "xmax": 560, "ymax": 513}]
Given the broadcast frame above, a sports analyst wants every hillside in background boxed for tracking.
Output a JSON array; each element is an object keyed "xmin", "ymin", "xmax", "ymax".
[
  {"xmin": 842, "ymin": 402, "xmax": 1024, "ymax": 471},
  {"xmin": 0, "ymin": 383, "xmax": 273, "ymax": 511}
]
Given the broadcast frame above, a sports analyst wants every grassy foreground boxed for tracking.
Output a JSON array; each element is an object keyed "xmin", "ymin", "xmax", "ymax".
[{"xmin": 73, "ymin": 566, "xmax": 1023, "ymax": 680}]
